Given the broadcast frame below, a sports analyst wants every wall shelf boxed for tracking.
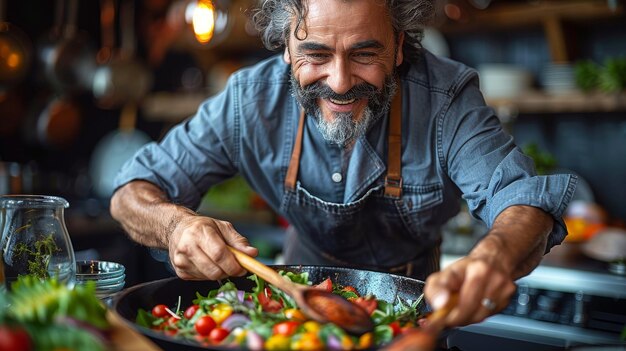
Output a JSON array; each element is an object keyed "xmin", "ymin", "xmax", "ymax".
[
  {"xmin": 438, "ymin": 0, "xmax": 624, "ymax": 62},
  {"xmin": 486, "ymin": 91, "xmax": 626, "ymax": 115},
  {"xmin": 439, "ymin": 0, "xmax": 623, "ymax": 33}
]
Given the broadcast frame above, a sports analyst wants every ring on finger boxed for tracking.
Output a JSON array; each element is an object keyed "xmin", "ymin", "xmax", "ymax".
[{"xmin": 481, "ymin": 297, "xmax": 497, "ymax": 311}]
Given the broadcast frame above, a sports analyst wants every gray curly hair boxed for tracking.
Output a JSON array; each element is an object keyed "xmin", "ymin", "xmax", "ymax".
[{"xmin": 251, "ymin": 0, "xmax": 435, "ymax": 64}]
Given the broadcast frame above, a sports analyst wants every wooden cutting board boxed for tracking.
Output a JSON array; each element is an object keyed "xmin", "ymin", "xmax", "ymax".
[{"xmin": 107, "ymin": 310, "xmax": 162, "ymax": 351}]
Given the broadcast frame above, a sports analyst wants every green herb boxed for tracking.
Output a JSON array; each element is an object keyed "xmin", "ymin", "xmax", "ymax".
[{"xmin": 13, "ymin": 232, "xmax": 59, "ymax": 280}]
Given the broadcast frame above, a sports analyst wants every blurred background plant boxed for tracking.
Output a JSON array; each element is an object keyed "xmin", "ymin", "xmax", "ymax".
[
  {"xmin": 523, "ymin": 143, "xmax": 557, "ymax": 175},
  {"xmin": 575, "ymin": 57, "xmax": 626, "ymax": 93}
]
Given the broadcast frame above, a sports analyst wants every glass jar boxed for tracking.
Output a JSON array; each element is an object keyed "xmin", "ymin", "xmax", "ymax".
[{"xmin": 0, "ymin": 195, "xmax": 76, "ymax": 290}]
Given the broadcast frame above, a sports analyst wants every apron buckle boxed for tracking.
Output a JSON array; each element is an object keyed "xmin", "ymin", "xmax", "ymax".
[{"xmin": 384, "ymin": 175, "xmax": 403, "ymax": 198}]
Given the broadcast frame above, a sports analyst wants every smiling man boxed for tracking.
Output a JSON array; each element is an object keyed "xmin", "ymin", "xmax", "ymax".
[{"xmin": 110, "ymin": 0, "xmax": 576, "ymax": 328}]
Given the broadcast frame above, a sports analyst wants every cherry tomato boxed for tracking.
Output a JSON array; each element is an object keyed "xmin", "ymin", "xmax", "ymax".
[
  {"xmin": 272, "ymin": 321, "xmax": 300, "ymax": 336},
  {"xmin": 167, "ymin": 316, "xmax": 180, "ymax": 327},
  {"xmin": 313, "ymin": 277, "xmax": 333, "ymax": 292},
  {"xmin": 257, "ymin": 288, "xmax": 283, "ymax": 313},
  {"xmin": 184, "ymin": 304, "xmax": 200, "ymax": 319},
  {"xmin": 195, "ymin": 315, "xmax": 217, "ymax": 336},
  {"xmin": 389, "ymin": 321, "xmax": 402, "ymax": 336},
  {"xmin": 151, "ymin": 304, "xmax": 169, "ymax": 318},
  {"xmin": 0, "ymin": 325, "xmax": 32, "ymax": 351},
  {"xmin": 351, "ymin": 296, "xmax": 378, "ymax": 315},
  {"xmin": 209, "ymin": 327, "xmax": 230, "ymax": 343}
]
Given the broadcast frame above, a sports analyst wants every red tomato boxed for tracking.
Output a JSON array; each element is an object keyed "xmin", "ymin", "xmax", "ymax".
[
  {"xmin": 351, "ymin": 297, "xmax": 378, "ymax": 315},
  {"xmin": 313, "ymin": 277, "xmax": 333, "ymax": 292},
  {"xmin": 389, "ymin": 321, "xmax": 402, "ymax": 336},
  {"xmin": 184, "ymin": 304, "xmax": 200, "ymax": 319},
  {"xmin": 257, "ymin": 288, "xmax": 283, "ymax": 313},
  {"xmin": 151, "ymin": 304, "xmax": 169, "ymax": 318},
  {"xmin": 272, "ymin": 321, "xmax": 301, "ymax": 336},
  {"xmin": 167, "ymin": 316, "xmax": 180, "ymax": 327},
  {"xmin": 0, "ymin": 325, "xmax": 32, "ymax": 351},
  {"xmin": 209, "ymin": 327, "xmax": 230, "ymax": 343},
  {"xmin": 194, "ymin": 315, "xmax": 217, "ymax": 336}
]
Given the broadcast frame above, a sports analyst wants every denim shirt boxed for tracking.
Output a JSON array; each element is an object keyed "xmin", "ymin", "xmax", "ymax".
[{"xmin": 114, "ymin": 52, "xmax": 577, "ymax": 261}]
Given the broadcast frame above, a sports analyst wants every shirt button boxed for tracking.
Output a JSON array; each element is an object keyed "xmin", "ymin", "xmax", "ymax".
[{"xmin": 331, "ymin": 172, "xmax": 343, "ymax": 183}]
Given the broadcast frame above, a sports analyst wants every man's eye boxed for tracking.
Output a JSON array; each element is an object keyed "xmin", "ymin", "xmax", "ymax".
[
  {"xmin": 306, "ymin": 53, "xmax": 329, "ymax": 63},
  {"xmin": 352, "ymin": 52, "xmax": 376, "ymax": 63}
]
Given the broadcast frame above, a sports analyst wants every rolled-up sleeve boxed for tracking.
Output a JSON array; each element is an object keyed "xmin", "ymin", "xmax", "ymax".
[
  {"xmin": 113, "ymin": 81, "xmax": 239, "ymax": 210},
  {"xmin": 440, "ymin": 74, "xmax": 578, "ymax": 251}
]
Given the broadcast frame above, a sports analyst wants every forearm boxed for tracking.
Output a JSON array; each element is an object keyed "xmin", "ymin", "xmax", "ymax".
[
  {"xmin": 110, "ymin": 180, "xmax": 197, "ymax": 248},
  {"xmin": 469, "ymin": 205, "xmax": 554, "ymax": 280}
]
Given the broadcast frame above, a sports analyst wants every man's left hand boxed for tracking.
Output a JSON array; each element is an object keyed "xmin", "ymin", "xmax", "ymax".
[{"xmin": 423, "ymin": 254, "xmax": 517, "ymax": 326}]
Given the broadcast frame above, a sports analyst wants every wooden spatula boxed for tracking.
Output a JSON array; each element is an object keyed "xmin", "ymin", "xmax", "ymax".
[{"xmin": 382, "ymin": 292, "xmax": 459, "ymax": 351}]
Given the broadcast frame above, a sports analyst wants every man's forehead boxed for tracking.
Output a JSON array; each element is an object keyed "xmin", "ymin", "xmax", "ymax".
[{"xmin": 292, "ymin": 0, "xmax": 393, "ymax": 37}]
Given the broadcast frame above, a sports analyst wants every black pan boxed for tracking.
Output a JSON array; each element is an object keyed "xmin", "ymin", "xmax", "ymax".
[{"xmin": 112, "ymin": 265, "xmax": 432, "ymax": 351}]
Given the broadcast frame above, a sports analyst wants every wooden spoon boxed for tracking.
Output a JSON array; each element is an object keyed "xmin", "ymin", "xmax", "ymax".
[
  {"xmin": 227, "ymin": 247, "xmax": 374, "ymax": 335},
  {"xmin": 382, "ymin": 293, "xmax": 459, "ymax": 351}
]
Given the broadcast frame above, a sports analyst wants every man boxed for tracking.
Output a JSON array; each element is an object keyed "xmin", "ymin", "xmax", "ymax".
[{"xmin": 110, "ymin": 0, "xmax": 576, "ymax": 327}]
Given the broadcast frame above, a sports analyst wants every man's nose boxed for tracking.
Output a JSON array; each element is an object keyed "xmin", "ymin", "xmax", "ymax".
[{"xmin": 326, "ymin": 58, "xmax": 353, "ymax": 95}]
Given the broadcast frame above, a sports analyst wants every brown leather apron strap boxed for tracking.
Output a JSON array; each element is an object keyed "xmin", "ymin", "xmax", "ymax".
[
  {"xmin": 384, "ymin": 85, "xmax": 403, "ymax": 198},
  {"xmin": 285, "ymin": 86, "xmax": 403, "ymax": 196},
  {"xmin": 285, "ymin": 109, "xmax": 306, "ymax": 191}
]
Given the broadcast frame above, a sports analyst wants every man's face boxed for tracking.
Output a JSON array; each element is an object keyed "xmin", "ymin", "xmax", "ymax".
[{"xmin": 284, "ymin": 0, "xmax": 404, "ymax": 146}]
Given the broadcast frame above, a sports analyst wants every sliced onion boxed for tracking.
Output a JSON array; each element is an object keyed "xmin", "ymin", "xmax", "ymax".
[
  {"xmin": 246, "ymin": 330, "xmax": 264, "ymax": 351},
  {"xmin": 237, "ymin": 290, "xmax": 245, "ymax": 303},
  {"xmin": 326, "ymin": 334, "xmax": 343, "ymax": 350},
  {"xmin": 221, "ymin": 313, "xmax": 251, "ymax": 331}
]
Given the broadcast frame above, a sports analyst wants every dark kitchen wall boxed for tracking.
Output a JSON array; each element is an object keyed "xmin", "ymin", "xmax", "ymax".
[
  {"xmin": 1, "ymin": 0, "xmax": 271, "ymax": 285},
  {"xmin": 445, "ymin": 19, "xmax": 626, "ymax": 223}
]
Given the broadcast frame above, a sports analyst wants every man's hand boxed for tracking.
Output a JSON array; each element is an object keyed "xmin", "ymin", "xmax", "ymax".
[
  {"xmin": 424, "ymin": 254, "xmax": 516, "ymax": 326},
  {"xmin": 423, "ymin": 205, "xmax": 554, "ymax": 327},
  {"xmin": 169, "ymin": 215, "xmax": 259, "ymax": 280},
  {"xmin": 110, "ymin": 180, "xmax": 258, "ymax": 281}
]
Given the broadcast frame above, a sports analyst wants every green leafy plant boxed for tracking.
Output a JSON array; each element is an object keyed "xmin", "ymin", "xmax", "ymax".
[
  {"xmin": 574, "ymin": 60, "xmax": 601, "ymax": 92},
  {"xmin": 0, "ymin": 276, "xmax": 110, "ymax": 351},
  {"xmin": 574, "ymin": 57, "xmax": 626, "ymax": 93},
  {"xmin": 522, "ymin": 143, "xmax": 557, "ymax": 175},
  {"xmin": 599, "ymin": 57, "xmax": 626, "ymax": 93}
]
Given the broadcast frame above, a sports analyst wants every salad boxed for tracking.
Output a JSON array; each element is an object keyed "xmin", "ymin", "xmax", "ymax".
[{"xmin": 137, "ymin": 271, "xmax": 425, "ymax": 350}]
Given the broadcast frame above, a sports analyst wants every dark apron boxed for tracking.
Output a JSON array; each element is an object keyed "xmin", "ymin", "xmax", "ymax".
[{"xmin": 279, "ymin": 87, "xmax": 440, "ymax": 281}]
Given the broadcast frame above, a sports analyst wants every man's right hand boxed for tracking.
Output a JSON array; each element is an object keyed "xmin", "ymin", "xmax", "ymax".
[
  {"xmin": 110, "ymin": 180, "xmax": 259, "ymax": 281},
  {"xmin": 168, "ymin": 215, "xmax": 259, "ymax": 280}
]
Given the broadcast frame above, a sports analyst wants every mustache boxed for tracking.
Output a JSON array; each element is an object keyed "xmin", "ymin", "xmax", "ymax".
[{"xmin": 300, "ymin": 81, "xmax": 382, "ymax": 104}]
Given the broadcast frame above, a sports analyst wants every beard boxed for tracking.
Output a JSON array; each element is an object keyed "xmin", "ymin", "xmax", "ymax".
[{"xmin": 290, "ymin": 73, "xmax": 397, "ymax": 146}]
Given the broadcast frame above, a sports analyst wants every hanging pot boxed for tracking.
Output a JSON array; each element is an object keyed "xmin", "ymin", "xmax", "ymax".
[
  {"xmin": 92, "ymin": 0, "xmax": 152, "ymax": 109},
  {"xmin": 38, "ymin": 0, "xmax": 97, "ymax": 94}
]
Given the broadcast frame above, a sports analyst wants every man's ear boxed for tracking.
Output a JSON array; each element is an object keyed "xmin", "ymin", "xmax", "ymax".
[
  {"xmin": 396, "ymin": 32, "xmax": 404, "ymax": 66},
  {"xmin": 283, "ymin": 46, "xmax": 291, "ymax": 64}
]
